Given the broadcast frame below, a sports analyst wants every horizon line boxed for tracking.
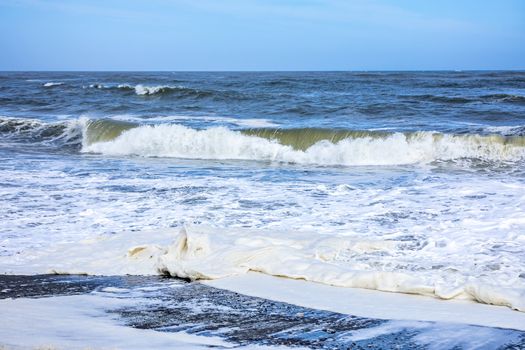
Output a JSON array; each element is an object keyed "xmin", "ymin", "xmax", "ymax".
[{"xmin": 2, "ymin": 69, "xmax": 525, "ymax": 73}]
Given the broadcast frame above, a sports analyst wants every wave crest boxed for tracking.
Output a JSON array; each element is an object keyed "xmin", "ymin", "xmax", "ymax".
[
  {"xmin": 0, "ymin": 117, "xmax": 83, "ymax": 147},
  {"xmin": 82, "ymin": 123, "xmax": 525, "ymax": 165},
  {"xmin": 88, "ymin": 83, "xmax": 200, "ymax": 96},
  {"xmin": 43, "ymin": 82, "xmax": 64, "ymax": 87},
  {"xmin": 3, "ymin": 117, "xmax": 524, "ymax": 165},
  {"xmin": 133, "ymin": 84, "xmax": 178, "ymax": 95}
]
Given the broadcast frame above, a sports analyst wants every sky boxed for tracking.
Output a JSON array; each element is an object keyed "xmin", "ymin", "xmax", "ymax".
[{"xmin": 0, "ymin": 0, "xmax": 524, "ymax": 71}]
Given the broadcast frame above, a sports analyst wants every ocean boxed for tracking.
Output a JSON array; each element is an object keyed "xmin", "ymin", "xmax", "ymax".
[{"xmin": 1, "ymin": 71, "xmax": 524, "ymax": 314}]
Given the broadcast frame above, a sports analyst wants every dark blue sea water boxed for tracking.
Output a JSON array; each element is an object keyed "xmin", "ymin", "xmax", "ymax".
[{"xmin": 1, "ymin": 71, "xmax": 525, "ymax": 132}]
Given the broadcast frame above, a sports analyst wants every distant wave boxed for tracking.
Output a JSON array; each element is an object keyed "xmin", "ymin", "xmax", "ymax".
[
  {"xmin": 133, "ymin": 84, "xmax": 180, "ymax": 95},
  {"xmin": 483, "ymin": 125, "xmax": 525, "ymax": 136},
  {"xmin": 87, "ymin": 83, "xmax": 208, "ymax": 96},
  {"xmin": 88, "ymin": 83, "xmax": 106, "ymax": 89},
  {"xmin": 401, "ymin": 93, "xmax": 525, "ymax": 105},
  {"xmin": 112, "ymin": 84, "xmax": 185, "ymax": 95},
  {"xmin": 43, "ymin": 82, "xmax": 64, "ymax": 87},
  {"xmin": 85, "ymin": 83, "xmax": 250, "ymax": 100},
  {"xmin": 480, "ymin": 94, "xmax": 525, "ymax": 105}
]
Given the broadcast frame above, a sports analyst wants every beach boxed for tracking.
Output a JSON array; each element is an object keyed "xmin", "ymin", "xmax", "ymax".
[
  {"xmin": 1, "ymin": 71, "xmax": 525, "ymax": 349},
  {"xmin": 1, "ymin": 274, "xmax": 525, "ymax": 349}
]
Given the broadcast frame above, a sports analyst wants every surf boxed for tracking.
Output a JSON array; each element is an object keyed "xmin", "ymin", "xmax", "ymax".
[
  {"xmin": 81, "ymin": 121, "xmax": 525, "ymax": 165},
  {"xmin": 2, "ymin": 117, "xmax": 525, "ymax": 165}
]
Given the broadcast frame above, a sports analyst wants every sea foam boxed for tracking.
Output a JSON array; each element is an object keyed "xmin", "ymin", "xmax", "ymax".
[
  {"xmin": 3, "ymin": 224, "xmax": 522, "ymax": 311},
  {"xmin": 149, "ymin": 226, "xmax": 525, "ymax": 311},
  {"xmin": 43, "ymin": 82, "xmax": 64, "ymax": 87},
  {"xmin": 133, "ymin": 84, "xmax": 177, "ymax": 95}
]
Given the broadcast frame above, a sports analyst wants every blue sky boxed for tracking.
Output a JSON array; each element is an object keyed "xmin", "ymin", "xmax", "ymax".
[{"xmin": 1, "ymin": 0, "xmax": 524, "ymax": 70}]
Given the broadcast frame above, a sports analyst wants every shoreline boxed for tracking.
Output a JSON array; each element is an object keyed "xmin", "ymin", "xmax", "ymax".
[
  {"xmin": 1, "ymin": 274, "xmax": 524, "ymax": 349},
  {"xmin": 206, "ymin": 272, "xmax": 525, "ymax": 331}
]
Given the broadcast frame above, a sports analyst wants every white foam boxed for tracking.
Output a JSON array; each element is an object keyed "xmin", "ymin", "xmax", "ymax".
[
  {"xmin": 0, "ymin": 228, "xmax": 173, "ymax": 276},
  {"xmin": 0, "ymin": 283, "xmax": 518, "ymax": 350},
  {"xmin": 3, "ymin": 225, "xmax": 523, "ymax": 313},
  {"xmin": 341, "ymin": 320, "xmax": 521, "ymax": 349},
  {"xmin": 153, "ymin": 226, "xmax": 525, "ymax": 312},
  {"xmin": 235, "ymin": 118, "xmax": 280, "ymax": 128},
  {"xmin": 484, "ymin": 125, "xmax": 525, "ymax": 135},
  {"xmin": 3, "ymin": 129, "xmax": 525, "ymax": 320},
  {"xmin": 206, "ymin": 273, "xmax": 525, "ymax": 330},
  {"xmin": 43, "ymin": 82, "xmax": 64, "ymax": 87},
  {"xmin": 81, "ymin": 124, "xmax": 525, "ymax": 165},
  {"xmin": 133, "ymin": 84, "xmax": 174, "ymax": 95},
  {"xmin": 86, "ymin": 83, "xmax": 182, "ymax": 95},
  {"xmin": 111, "ymin": 114, "xmax": 280, "ymax": 128},
  {"xmin": 0, "ymin": 294, "xmax": 231, "ymax": 350},
  {"xmin": 2, "ymin": 155, "xmax": 524, "ymax": 296}
]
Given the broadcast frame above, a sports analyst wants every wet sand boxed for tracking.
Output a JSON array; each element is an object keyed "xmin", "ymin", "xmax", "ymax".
[{"xmin": 1, "ymin": 275, "xmax": 524, "ymax": 349}]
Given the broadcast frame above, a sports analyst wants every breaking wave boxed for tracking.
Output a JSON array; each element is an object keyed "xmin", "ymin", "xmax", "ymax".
[
  {"xmin": 81, "ymin": 121, "xmax": 525, "ymax": 165},
  {"xmin": 88, "ymin": 83, "xmax": 210, "ymax": 96},
  {"xmin": 43, "ymin": 82, "xmax": 64, "ymax": 87},
  {"xmin": 2, "ymin": 117, "xmax": 525, "ymax": 165},
  {"xmin": 114, "ymin": 84, "xmax": 186, "ymax": 95},
  {"xmin": 133, "ymin": 84, "xmax": 181, "ymax": 95},
  {"xmin": 0, "ymin": 117, "xmax": 82, "ymax": 147}
]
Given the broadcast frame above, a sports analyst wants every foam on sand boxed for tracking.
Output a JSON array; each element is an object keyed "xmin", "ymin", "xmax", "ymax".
[
  {"xmin": 3, "ymin": 225, "xmax": 524, "ymax": 315},
  {"xmin": 151, "ymin": 226, "xmax": 525, "ymax": 312},
  {"xmin": 206, "ymin": 273, "xmax": 525, "ymax": 331},
  {"xmin": 0, "ymin": 293, "xmax": 231, "ymax": 350}
]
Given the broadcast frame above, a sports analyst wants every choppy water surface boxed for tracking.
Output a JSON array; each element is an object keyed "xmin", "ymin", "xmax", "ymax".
[{"xmin": 0, "ymin": 71, "xmax": 524, "ymax": 309}]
